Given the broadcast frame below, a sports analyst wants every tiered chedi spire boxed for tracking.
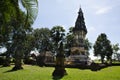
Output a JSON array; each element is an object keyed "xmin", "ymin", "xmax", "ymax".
[{"xmin": 72, "ymin": 7, "xmax": 87, "ymax": 47}]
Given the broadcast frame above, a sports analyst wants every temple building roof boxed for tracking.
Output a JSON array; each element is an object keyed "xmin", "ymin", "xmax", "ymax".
[{"xmin": 73, "ymin": 7, "xmax": 87, "ymax": 34}]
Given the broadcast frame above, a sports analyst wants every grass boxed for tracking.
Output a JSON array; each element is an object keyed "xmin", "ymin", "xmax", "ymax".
[{"xmin": 0, "ymin": 65, "xmax": 120, "ymax": 80}]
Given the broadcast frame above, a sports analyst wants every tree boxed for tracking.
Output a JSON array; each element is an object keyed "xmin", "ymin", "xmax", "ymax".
[
  {"xmin": 0, "ymin": 0, "xmax": 17, "ymax": 66},
  {"xmin": 84, "ymin": 38, "xmax": 92, "ymax": 55},
  {"xmin": 0, "ymin": 0, "xmax": 38, "ymax": 69},
  {"xmin": 65, "ymin": 27, "xmax": 74, "ymax": 49},
  {"xmin": 64, "ymin": 27, "xmax": 74, "ymax": 56},
  {"xmin": 112, "ymin": 43, "xmax": 120, "ymax": 61},
  {"xmin": 33, "ymin": 28, "xmax": 52, "ymax": 66},
  {"xmin": 51, "ymin": 26, "xmax": 67, "ymax": 77},
  {"xmin": 33, "ymin": 28, "xmax": 52, "ymax": 53},
  {"xmin": 20, "ymin": 0, "xmax": 38, "ymax": 28},
  {"xmin": 93, "ymin": 33, "xmax": 113, "ymax": 63},
  {"xmin": 106, "ymin": 40, "xmax": 113, "ymax": 64},
  {"xmin": 13, "ymin": 0, "xmax": 38, "ymax": 70},
  {"xmin": 22, "ymin": 33, "xmax": 35, "ymax": 62},
  {"xmin": 51, "ymin": 26, "xmax": 65, "ymax": 50},
  {"xmin": 50, "ymin": 26, "xmax": 66, "ymax": 58}
]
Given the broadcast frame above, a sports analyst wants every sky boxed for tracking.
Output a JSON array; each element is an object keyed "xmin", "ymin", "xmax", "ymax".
[{"xmin": 32, "ymin": 0, "xmax": 120, "ymax": 59}]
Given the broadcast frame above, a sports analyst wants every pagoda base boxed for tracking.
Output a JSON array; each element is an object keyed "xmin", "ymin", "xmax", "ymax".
[{"xmin": 65, "ymin": 47, "xmax": 89, "ymax": 65}]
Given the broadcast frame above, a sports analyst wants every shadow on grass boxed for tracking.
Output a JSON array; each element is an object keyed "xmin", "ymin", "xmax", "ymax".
[
  {"xmin": 90, "ymin": 63, "xmax": 109, "ymax": 71},
  {"xmin": 78, "ymin": 63, "xmax": 120, "ymax": 72},
  {"xmin": 3, "ymin": 69, "xmax": 15, "ymax": 73},
  {"xmin": 65, "ymin": 63, "xmax": 114, "ymax": 72},
  {"xmin": 77, "ymin": 63, "xmax": 110, "ymax": 71},
  {"xmin": 3, "ymin": 68, "xmax": 23, "ymax": 73}
]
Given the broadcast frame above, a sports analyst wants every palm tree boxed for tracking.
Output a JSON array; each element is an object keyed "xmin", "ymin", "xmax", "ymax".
[
  {"xmin": 51, "ymin": 26, "xmax": 65, "ymax": 47},
  {"xmin": 12, "ymin": 0, "xmax": 38, "ymax": 70}
]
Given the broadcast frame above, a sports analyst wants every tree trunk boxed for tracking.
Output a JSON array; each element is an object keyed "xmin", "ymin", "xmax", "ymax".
[
  {"xmin": 12, "ymin": 52, "xmax": 23, "ymax": 70},
  {"xmin": 12, "ymin": 58, "xmax": 23, "ymax": 70}
]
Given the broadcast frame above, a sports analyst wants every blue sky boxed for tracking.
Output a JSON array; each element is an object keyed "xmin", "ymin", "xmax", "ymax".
[{"xmin": 33, "ymin": 0, "xmax": 120, "ymax": 45}]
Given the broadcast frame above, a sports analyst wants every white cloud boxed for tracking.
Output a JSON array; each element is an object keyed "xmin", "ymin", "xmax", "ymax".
[
  {"xmin": 95, "ymin": 6, "xmax": 112, "ymax": 15},
  {"xmin": 88, "ymin": 27, "xmax": 96, "ymax": 32}
]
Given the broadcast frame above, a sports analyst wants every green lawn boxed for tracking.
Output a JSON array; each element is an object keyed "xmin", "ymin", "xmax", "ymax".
[{"xmin": 0, "ymin": 65, "xmax": 120, "ymax": 80}]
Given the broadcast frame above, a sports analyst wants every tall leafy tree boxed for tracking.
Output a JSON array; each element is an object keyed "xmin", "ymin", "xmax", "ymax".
[
  {"xmin": 93, "ymin": 33, "xmax": 113, "ymax": 63},
  {"xmin": 0, "ymin": 0, "xmax": 38, "ymax": 69},
  {"xmin": 33, "ymin": 28, "xmax": 52, "ymax": 53},
  {"xmin": 23, "ymin": 33, "xmax": 35, "ymax": 60},
  {"xmin": 106, "ymin": 40, "xmax": 113, "ymax": 64},
  {"xmin": 0, "ymin": 0, "xmax": 19, "ymax": 66},
  {"xmin": 11, "ymin": 11, "xmax": 31, "ymax": 70},
  {"xmin": 12, "ymin": 0, "xmax": 38, "ymax": 70},
  {"xmin": 33, "ymin": 28, "xmax": 52, "ymax": 66}
]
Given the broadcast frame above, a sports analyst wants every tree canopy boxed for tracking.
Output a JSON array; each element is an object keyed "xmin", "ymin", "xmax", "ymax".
[
  {"xmin": 93, "ymin": 33, "xmax": 113, "ymax": 63},
  {"xmin": 33, "ymin": 28, "xmax": 52, "ymax": 53}
]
